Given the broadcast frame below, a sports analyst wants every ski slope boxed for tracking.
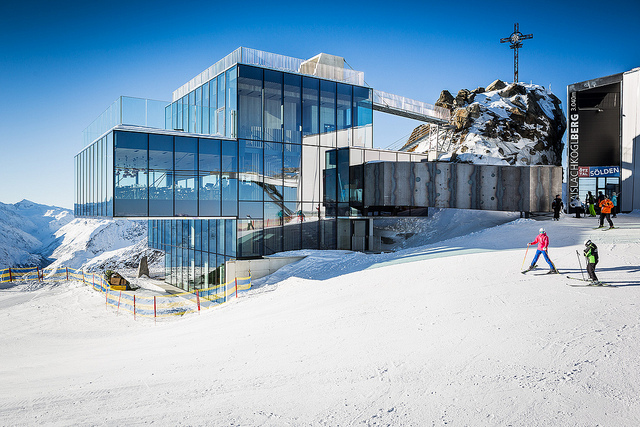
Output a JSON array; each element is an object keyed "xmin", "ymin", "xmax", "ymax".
[{"xmin": 1, "ymin": 211, "xmax": 640, "ymax": 425}]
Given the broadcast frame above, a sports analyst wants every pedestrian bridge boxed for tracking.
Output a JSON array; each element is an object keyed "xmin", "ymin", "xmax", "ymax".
[{"xmin": 372, "ymin": 90, "xmax": 450, "ymax": 124}]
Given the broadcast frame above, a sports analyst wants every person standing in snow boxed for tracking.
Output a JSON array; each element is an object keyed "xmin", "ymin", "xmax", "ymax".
[
  {"xmin": 586, "ymin": 191, "xmax": 596, "ymax": 217},
  {"xmin": 552, "ymin": 195, "xmax": 563, "ymax": 221},
  {"xmin": 524, "ymin": 228, "xmax": 558, "ymax": 273},
  {"xmin": 611, "ymin": 193, "xmax": 618, "ymax": 218},
  {"xmin": 583, "ymin": 239, "xmax": 599, "ymax": 283},
  {"xmin": 598, "ymin": 195, "xmax": 614, "ymax": 229},
  {"xmin": 596, "ymin": 191, "xmax": 605, "ymax": 215},
  {"xmin": 570, "ymin": 196, "xmax": 583, "ymax": 218}
]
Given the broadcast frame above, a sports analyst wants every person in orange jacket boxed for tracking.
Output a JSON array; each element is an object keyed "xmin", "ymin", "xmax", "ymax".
[{"xmin": 598, "ymin": 195, "xmax": 614, "ymax": 229}]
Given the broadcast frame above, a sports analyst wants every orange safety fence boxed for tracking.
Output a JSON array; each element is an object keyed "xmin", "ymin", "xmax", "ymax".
[{"xmin": 1, "ymin": 265, "xmax": 252, "ymax": 320}]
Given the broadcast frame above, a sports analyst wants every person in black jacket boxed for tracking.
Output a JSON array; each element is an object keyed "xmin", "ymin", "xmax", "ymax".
[{"xmin": 552, "ymin": 195, "xmax": 563, "ymax": 221}]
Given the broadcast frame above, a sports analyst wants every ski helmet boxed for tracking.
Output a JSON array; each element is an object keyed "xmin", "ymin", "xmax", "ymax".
[
  {"xmin": 539, "ymin": 228, "xmax": 545, "ymax": 234},
  {"xmin": 584, "ymin": 239, "xmax": 592, "ymax": 246}
]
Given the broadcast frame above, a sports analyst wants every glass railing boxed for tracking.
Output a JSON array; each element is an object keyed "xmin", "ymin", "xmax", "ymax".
[{"xmin": 82, "ymin": 96, "xmax": 169, "ymax": 147}]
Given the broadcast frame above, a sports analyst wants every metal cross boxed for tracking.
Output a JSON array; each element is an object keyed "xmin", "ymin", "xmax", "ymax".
[{"xmin": 500, "ymin": 23, "xmax": 533, "ymax": 83}]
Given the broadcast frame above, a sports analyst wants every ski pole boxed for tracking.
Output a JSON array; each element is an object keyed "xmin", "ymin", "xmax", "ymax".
[
  {"xmin": 545, "ymin": 250, "xmax": 557, "ymax": 272},
  {"xmin": 575, "ymin": 250, "xmax": 586, "ymax": 281},
  {"xmin": 521, "ymin": 244, "xmax": 530, "ymax": 271}
]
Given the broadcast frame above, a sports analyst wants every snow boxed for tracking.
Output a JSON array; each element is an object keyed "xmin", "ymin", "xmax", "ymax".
[{"xmin": 2, "ymin": 210, "xmax": 640, "ymax": 425}]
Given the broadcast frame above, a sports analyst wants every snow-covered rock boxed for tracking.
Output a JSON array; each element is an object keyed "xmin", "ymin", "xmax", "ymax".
[{"xmin": 403, "ymin": 80, "xmax": 566, "ymax": 166}]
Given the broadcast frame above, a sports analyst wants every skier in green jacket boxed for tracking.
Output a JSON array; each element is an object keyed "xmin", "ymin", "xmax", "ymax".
[{"xmin": 584, "ymin": 240, "xmax": 599, "ymax": 283}]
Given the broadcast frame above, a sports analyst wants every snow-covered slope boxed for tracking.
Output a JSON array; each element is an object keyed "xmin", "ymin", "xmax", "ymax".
[
  {"xmin": 0, "ymin": 200, "xmax": 73, "ymax": 267},
  {"xmin": 2, "ymin": 211, "xmax": 640, "ymax": 425}
]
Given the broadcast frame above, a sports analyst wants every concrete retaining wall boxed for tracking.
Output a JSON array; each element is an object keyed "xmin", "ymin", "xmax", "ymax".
[{"xmin": 364, "ymin": 162, "xmax": 562, "ymax": 212}]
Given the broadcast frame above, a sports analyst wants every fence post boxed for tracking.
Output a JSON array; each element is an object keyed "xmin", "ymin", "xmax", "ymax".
[
  {"xmin": 154, "ymin": 296, "xmax": 157, "ymax": 322},
  {"xmin": 117, "ymin": 291, "xmax": 122, "ymax": 311},
  {"xmin": 66, "ymin": 267, "xmax": 69, "ymax": 281},
  {"xmin": 82, "ymin": 271, "xmax": 85, "ymax": 284},
  {"xmin": 235, "ymin": 277, "xmax": 238, "ymax": 298},
  {"xmin": 105, "ymin": 288, "xmax": 108, "ymax": 309},
  {"xmin": 196, "ymin": 290, "xmax": 201, "ymax": 312},
  {"xmin": 8, "ymin": 268, "xmax": 12, "ymax": 283},
  {"xmin": 134, "ymin": 295, "xmax": 136, "ymax": 320}
]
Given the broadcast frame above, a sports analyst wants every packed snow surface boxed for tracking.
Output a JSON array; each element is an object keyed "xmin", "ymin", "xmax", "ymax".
[{"xmin": 2, "ymin": 211, "xmax": 640, "ymax": 425}]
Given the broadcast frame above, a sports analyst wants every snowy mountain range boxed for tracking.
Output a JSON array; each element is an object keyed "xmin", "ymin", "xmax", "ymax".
[{"xmin": 0, "ymin": 200, "xmax": 159, "ymax": 272}]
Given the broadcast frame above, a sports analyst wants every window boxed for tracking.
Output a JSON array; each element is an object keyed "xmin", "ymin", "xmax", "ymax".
[
  {"xmin": 174, "ymin": 136, "xmax": 197, "ymax": 216},
  {"xmin": 199, "ymin": 138, "xmax": 221, "ymax": 216},
  {"xmin": 149, "ymin": 134, "xmax": 174, "ymax": 216},
  {"xmin": 238, "ymin": 66, "xmax": 263, "ymax": 140},
  {"xmin": 284, "ymin": 74, "xmax": 301, "ymax": 144},
  {"xmin": 302, "ymin": 77, "xmax": 319, "ymax": 139},
  {"xmin": 264, "ymin": 70, "xmax": 283, "ymax": 142},
  {"xmin": 114, "ymin": 131, "xmax": 148, "ymax": 216}
]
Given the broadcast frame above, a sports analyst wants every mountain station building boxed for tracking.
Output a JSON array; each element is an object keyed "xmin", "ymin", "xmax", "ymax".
[
  {"xmin": 75, "ymin": 48, "xmax": 561, "ymax": 291},
  {"xmin": 567, "ymin": 67, "xmax": 640, "ymax": 212}
]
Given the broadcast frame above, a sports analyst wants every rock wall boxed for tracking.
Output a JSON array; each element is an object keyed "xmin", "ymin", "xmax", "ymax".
[{"xmin": 402, "ymin": 80, "xmax": 566, "ymax": 166}]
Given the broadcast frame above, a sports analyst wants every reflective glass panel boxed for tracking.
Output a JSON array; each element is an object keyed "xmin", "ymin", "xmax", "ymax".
[
  {"xmin": 284, "ymin": 73, "xmax": 302, "ymax": 144},
  {"xmin": 264, "ymin": 142, "xmax": 283, "ymax": 202},
  {"xmin": 238, "ymin": 65, "xmax": 263, "ymax": 140},
  {"xmin": 302, "ymin": 77, "xmax": 319, "ymax": 137},
  {"xmin": 149, "ymin": 133, "xmax": 174, "ymax": 216},
  {"xmin": 199, "ymin": 138, "xmax": 221, "ymax": 216},
  {"xmin": 174, "ymin": 136, "xmax": 197, "ymax": 216},
  {"xmin": 209, "ymin": 77, "xmax": 217, "ymax": 134},
  {"xmin": 238, "ymin": 140, "xmax": 263, "ymax": 201},
  {"xmin": 114, "ymin": 131, "xmax": 148, "ymax": 216},
  {"xmin": 221, "ymin": 141, "xmax": 238, "ymax": 216},
  {"xmin": 226, "ymin": 67, "xmax": 237, "ymax": 138},
  {"xmin": 283, "ymin": 143, "xmax": 301, "ymax": 202},
  {"xmin": 264, "ymin": 70, "xmax": 283, "ymax": 142}
]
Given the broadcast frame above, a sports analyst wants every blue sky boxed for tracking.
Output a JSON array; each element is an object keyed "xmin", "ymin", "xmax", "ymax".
[{"xmin": 1, "ymin": 0, "xmax": 639, "ymax": 209}]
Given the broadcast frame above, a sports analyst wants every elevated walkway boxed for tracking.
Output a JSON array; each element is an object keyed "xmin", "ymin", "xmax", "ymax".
[{"xmin": 372, "ymin": 90, "xmax": 450, "ymax": 124}]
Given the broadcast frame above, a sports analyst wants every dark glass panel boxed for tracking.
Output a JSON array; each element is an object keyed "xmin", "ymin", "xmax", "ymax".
[
  {"xmin": 174, "ymin": 136, "xmax": 197, "ymax": 216},
  {"xmin": 221, "ymin": 141, "xmax": 238, "ymax": 216},
  {"xmin": 320, "ymin": 80, "xmax": 336, "ymax": 133},
  {"xmin": 225, "ymin": 219, "xmax": 236, "ymax": 258},
  {"xmin": 238, "ymin": 65, "xmax": 263, "ymax": 140},
  {"xmin": 264, "ymin": 201, "xmax": 283, "ymax": 255},
  {"xmin": 284, "ymin": 73, "xmax": 302, "ymax": 144},
  {"xmin": 148, "ymin": 133, "xmax": 174, "ymax": 216},
  {"xmin": 264, "ymin": 142, "xmax": 283, "ymax": 202},
  {"xmin": 238, "ymin": 140, "xmax": 263, "ymax": 201},
  {"xmin": 198, "ymin": 138, "xmax": 221, "ymax": 216},
  {"xmin": 324, "ymin": 149, "xmax": 337, "ymax": 203},
  {"xmin": 283, "ymin": 143, "xmax": 301, "ymax": 201},
  {"xmin": 114, "ymin": 131, "xmax": 148, "ymax": 216},
  {"xmin": 302, "ymin": 77, "xmax": 319, "ymax": 136},
  {"xmin": 264, "ymin": 70, "xmax": 283, "ymax": 142},
  {"xmin": 337, "ymin": 148, "xmax": 349, "ymax": 203},
  {"xmin": 226, "ymin": 67, "xmax": 237, "ymax": 139}
]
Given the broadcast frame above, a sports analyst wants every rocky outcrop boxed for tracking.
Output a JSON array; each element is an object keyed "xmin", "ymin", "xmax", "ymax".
[{"xmin": 401, "ymin": 81, "xmax": 566, "ymax": 166}]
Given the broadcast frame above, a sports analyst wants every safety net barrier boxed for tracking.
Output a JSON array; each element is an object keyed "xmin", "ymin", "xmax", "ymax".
[{"xmin": 1, "ymin": 266, "xmax": 252, "ymax": 320}]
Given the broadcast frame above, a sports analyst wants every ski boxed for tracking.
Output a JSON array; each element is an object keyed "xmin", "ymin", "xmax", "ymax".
[
  {"xmin": 602, "ymin": 226, "xmax": 616, "ymax": 231},
  {"xmin": 567, "ymin": 283, "xmax": 616, "ymax": 288},
  {"xmin": 534, "ymin": 270, "xmax": 560, "ymax": 276},
  {"xmin": 566, "ymin": 276, "xmax": 614, "ymax": 287}
]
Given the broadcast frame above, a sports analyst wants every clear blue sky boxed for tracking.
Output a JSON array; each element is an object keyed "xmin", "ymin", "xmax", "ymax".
[{"xmin": 2, "ymin": 0, "xmax": 639, "ymax": 209}]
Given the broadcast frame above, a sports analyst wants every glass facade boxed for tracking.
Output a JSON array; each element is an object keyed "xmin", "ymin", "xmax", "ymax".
[{"xmin": 77, "ymin": 57, "xmax": 373, "ymax": 291}]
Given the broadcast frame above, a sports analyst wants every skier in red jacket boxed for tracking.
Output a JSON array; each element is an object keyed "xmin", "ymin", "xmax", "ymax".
[{"xmin": 524, "ymin": 228, "xmax": 558, "ymax": 273}]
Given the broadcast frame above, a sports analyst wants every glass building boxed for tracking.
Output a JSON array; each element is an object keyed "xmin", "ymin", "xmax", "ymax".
[{"xmin": 75, "ymin": 48, "xmax": 378, "ymax": 291}]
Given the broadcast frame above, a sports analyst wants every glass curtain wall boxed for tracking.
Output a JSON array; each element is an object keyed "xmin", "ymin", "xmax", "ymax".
[
  {"xmin": 75, "ymin": 134, "xmax": 113, "ymax": 217},
  {"xmin": 166, "ymin": 66, "xmax": 237, "ymax": 137}
]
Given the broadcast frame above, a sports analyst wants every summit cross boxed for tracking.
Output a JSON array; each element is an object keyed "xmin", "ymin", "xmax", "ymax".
[{"xmin": 500, "ymin": 23, "xmax": 533, "ymax": 83}]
